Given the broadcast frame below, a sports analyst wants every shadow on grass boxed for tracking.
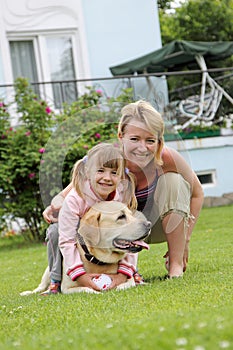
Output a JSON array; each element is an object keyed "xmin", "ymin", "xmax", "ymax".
[{"xmin": 144, "ymin": 274, "xmax": 169, "ymax": 283}]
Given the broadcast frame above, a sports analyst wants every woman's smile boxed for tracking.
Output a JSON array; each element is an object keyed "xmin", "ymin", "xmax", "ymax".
[{"xmin": 120, "ymin": 121, "xmax": 158, "ymax": 168}]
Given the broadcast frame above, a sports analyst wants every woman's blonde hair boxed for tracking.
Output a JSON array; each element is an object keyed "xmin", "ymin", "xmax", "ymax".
[
  {"xmin": 71, "ymin": 143, "xmax": 137, "ymax": 210},
  {"xmin": 118, "ymin": 100, "xmax": 164, "ymax": 166}
]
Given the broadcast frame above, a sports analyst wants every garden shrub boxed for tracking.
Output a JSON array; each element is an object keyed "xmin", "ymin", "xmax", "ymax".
[{"xmin": 0, "ymin": 78, "xmax": 133, "ymax": 241}]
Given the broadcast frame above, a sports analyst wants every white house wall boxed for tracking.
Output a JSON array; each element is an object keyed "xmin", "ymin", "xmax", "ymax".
[
  {"xmin": 0, "ymin": 0, "xmax": 91, "ymax": 83},
  {"xmin": 0, "ymin": 0, "xmax": 161, "ymax": 83},
  {"xmin": 81, "ymin": 0, "xmax": 161, "ymax": 78},
  {"xmin": 80, "ymin": 0, "xmax": 166, "ymax": 102}
]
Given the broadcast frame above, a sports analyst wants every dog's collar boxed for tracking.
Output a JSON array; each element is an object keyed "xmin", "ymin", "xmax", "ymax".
[{"xmin": 77, "ymin": 232, "xmax": 107, "ymax": 266}]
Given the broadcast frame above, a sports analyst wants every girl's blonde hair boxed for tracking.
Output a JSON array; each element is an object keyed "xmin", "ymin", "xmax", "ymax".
[
  {"xmin": 71, "ymin": 143, "xmax": 137, "ymax": 210},
  {"xmin": 118, "ymin": 100, "xmax": 164, "ymax": 166}
]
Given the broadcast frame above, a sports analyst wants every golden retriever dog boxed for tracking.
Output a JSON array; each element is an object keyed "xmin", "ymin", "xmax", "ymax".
[{"xmin": 20, "ymin": 201, "xmax": 151, "ymax": 295}]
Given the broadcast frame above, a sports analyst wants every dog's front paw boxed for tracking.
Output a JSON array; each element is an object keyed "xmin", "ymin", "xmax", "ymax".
[
  {"xmin": 83, "ymin": 288, "xmax": 100, "ymax": 294},
  {"xmin": 116, "ymin": 277, "xmax": 136, "ymax": 291}
]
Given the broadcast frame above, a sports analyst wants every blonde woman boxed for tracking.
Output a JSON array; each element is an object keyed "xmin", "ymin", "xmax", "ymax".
[{"xmin": 118, "ymin": 100, "xmax": 204, "ymax": 278}]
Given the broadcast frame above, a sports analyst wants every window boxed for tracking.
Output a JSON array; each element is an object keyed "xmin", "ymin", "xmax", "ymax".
[
  {"xmin": 9, "ymin": 40, "xmax": 40, "ymax": 96},
  {"xmin": 9, "ymin": 34, "xmax": 78, "ymax": 108},
  {"xmin": 46, "ymin": 36, "xmax": 77, "ymax": 108},
  {"xmin": 196, "ymin": 170, "xmax": 216, "ymax": 188}
]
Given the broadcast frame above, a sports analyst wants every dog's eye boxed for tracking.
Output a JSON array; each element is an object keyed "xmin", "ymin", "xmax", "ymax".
[{"xmin": 117, "ymin": 214, "xmax": 126, "ymax": 221}]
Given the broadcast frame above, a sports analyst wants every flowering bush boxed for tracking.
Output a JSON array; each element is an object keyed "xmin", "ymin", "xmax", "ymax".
[
  {"xmin": 0, "ymin": 78, "xmax": 57, "ymax": 241},
  {"xmin": 0, "ymin": 78, "xmax": 133, "ymax": 241}
]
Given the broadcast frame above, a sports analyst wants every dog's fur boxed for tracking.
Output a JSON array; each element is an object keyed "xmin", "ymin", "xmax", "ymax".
[{"xmin": 20, "ymin": 201, "xmax": 151, "ymax": 295}]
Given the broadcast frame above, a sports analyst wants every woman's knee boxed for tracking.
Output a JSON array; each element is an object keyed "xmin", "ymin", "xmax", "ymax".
[{"xmin": 155, "ymin": 173, "xmax": 191, "ymax": 218}]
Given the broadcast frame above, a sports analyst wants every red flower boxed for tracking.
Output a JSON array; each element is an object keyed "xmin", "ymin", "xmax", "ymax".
[
  {"xmin": 95, "ymin": 133, "xmax": 101, "ymax": 139},
  {"xmin": 39, "ymin": 148, "xmax": 45, "ymax": 153},
  {"xmin": 45, "ymin": 106, "xmax": 52, "ymax": 114},
  {"xmin": 28, "ymin": 173, "xmax": 35, "ymax": 179},
  {"xmin": 96, "ymin": 89, "xmax": 102, "ymax": 96}
]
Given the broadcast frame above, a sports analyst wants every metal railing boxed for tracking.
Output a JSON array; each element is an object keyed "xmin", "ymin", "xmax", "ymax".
[{"xmin": 1, "ymin": 66, "xmax": 233, "ymax": 126}]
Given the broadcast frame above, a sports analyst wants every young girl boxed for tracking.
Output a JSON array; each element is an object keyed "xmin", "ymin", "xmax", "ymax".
[{"xmin": 42, "ymin": 143, "xmax": 138, "ymax": 294}]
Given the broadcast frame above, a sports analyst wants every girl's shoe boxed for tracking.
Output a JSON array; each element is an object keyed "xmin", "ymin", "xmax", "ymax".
[
  {"xmin": 133, "ymin": 271, "xmax": 145, "ymax": 285},
  {"xmin": 40, "ymin": 282, "xmax": 61, "ymax": 296}
]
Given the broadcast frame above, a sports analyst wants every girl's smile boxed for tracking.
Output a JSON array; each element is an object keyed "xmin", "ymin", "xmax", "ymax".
[{"xmin": 94, "ymin": 167, "xmax": 120, "ymax": 199}]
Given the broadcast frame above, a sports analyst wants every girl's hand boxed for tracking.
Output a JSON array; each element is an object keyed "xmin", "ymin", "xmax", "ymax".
[
  {"xmin": 107, "ymin": 273, "xmax": 128, "ymax": 289},
  {"xmin": 43, "ymin": 205, "xmax": 59, "ymax": 224},
  {"xmin": 43, "ymin": 193, "xmax": 64, "ymax": 223},
  {"xmin": 76, "ymin": 273, "xmax": 102, "ymax": 291}
]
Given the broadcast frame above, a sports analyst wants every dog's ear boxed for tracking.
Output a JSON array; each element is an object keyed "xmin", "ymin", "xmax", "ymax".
[{"xmin": 78, "ymin": 211, "xmax": 101, "ymax": 246}]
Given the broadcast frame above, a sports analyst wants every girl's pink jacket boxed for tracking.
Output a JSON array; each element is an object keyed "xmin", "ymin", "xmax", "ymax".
[{"xmin": 58, "ymin": 182, "xmax": 137, "ymax": 281}]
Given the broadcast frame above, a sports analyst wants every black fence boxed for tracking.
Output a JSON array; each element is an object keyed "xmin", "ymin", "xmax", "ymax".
[{"xmin": 1, "ymin": 67, "xmax": 233, "ymax": 127}]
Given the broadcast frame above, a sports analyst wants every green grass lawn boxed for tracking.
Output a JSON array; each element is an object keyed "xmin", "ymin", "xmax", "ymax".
[{"xmin": 0, "ymin": 206, "xmax": 232, "ymax": 350}]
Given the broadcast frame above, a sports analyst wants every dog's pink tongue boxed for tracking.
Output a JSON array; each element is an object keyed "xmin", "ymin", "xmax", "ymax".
[{"xmin": 132, "ymin": 240, "xmax": 150, "ymax": 250}]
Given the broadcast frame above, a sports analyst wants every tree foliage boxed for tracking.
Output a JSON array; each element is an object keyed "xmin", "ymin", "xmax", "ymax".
[
  {"xmin": 157, "ymin": 0, "xmax": 172, "ymax": 10},
  {"xmin": 159, "ymin": 0, "xmax": 233, "ymax": 44}
]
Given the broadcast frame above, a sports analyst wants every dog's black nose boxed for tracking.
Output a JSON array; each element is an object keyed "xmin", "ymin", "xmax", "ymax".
[{"xmin": 145, "ymin": 221, "xmax": 151, "ymax": 229}]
